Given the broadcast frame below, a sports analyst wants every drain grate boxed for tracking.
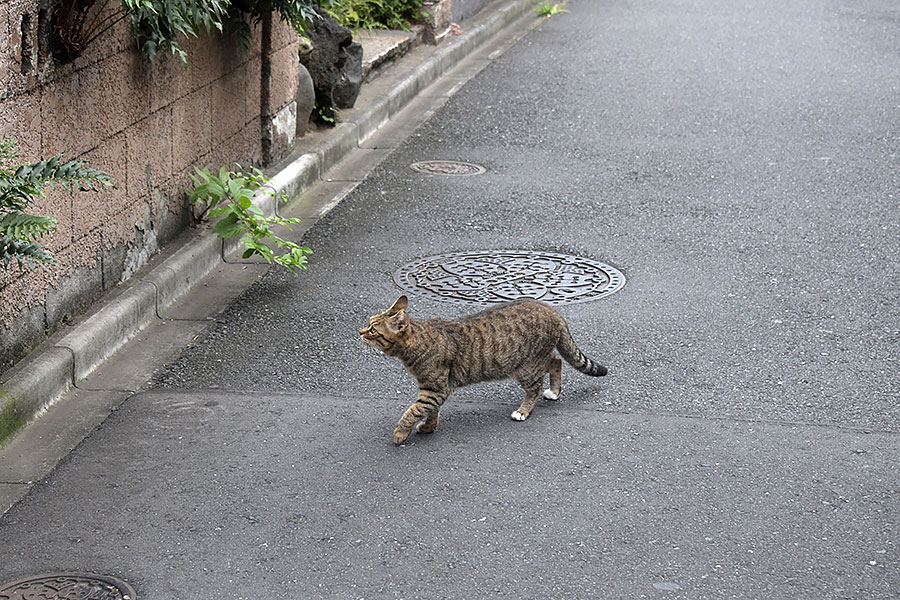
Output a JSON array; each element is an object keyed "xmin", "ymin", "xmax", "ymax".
[
  {"xmin": 393, "ymin": 250, "xmax": 625, "ymax": 306},
  {"xmin": 409, "ymin": 160, "xmax": 486, "ymax": 176},
  {"xmin": 0, "ymin": 573, "xmax": 136, "ymax": 599}
]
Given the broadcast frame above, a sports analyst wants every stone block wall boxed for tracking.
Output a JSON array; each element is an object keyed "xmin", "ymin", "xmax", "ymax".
[
  {"xmin": 450, "ymin": 0, "xmax": 493, "ymax": 23},
  {"xmin": 0, "ymin": 2, "xmax": 299, "ymax": 370}
]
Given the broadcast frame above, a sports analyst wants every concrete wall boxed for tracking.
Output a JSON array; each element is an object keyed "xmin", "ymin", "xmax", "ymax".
[
  {"xmin": 451, "ymin": 0, "xmax": 493, "ymax": 23},
  {"xmin": 0, "ymin": 1, "xmax": 299, "ymax": 370}
]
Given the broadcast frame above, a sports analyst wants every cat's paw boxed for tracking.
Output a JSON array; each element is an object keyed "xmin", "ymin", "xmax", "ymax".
[
  {"xmin": 393, "ymin": 428, "xmax": 411, "ymax": 444},
  {"xmin": 511, "ymin": 410, "xmax": 529, "ymax": 421},
  {"xmin": 542, "ymin": 389, "xmax": 559, "ymax": 401},
  {"xmin": 415, "ymin": 421, "xmax": 436, "ymax": 434}
]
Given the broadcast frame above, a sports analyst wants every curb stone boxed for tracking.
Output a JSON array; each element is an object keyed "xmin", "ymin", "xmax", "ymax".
[{"xmin": 0, "ymin": 0, "xmax": 536, "ymax": 447}]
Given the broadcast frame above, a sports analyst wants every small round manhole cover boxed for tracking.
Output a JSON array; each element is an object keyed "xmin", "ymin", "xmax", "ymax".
[
  {"xmin": 0, "ymin": 573, "xmax": 136, "ymax": 599},
  {"xmin": 393, "ymin": 250, "xmax": 625, "ymax": 306},
  {"xmin": 409, "ymin": 160, "xmax": 486, "ymax": 176}
]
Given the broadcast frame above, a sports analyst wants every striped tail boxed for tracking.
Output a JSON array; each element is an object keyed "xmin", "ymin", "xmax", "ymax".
[{"xmin": 556, "ymin": 323, "xmax": 607, "ymax": 377}]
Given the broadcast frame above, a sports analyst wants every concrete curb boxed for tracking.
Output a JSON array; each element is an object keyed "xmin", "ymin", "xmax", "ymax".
[{"xmin": 0, "ymin": 0, "xmax": 535, "ymax": 445}]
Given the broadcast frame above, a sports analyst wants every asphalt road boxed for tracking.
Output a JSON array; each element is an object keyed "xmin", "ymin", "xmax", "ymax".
[
  {"xmin": 2, "ymin": 0, "xmax": 898, "ymax": 598},
  {"xmin": 157, "ymin": 0, "xmax": 899, "ymax": 430}
]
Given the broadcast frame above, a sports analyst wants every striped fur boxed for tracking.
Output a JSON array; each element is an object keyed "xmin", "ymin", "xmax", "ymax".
[{"xmin": 360, "ymin": 296, "xmax": 606, "ymax": 444}]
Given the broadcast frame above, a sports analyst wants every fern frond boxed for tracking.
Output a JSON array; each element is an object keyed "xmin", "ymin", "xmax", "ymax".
[
  {"xmin": 0, "ymin": 138, "xmax": 110, "ymax": 272},
  {"xmin": 0, "ymin": 176, "xmax": 41, "ymax": 212},
  {"xmin": 0, "ymin": 138, "xmax": 18, "ymax": 171},
  {"xmin": 16, "ymin": 155, "xmax": 115, "ymax": 192},
  {"xmin": 0, "ymin": 234, "xmax": 55, "ymax": 270},
  {"xmin": 0, "ymin": 212, "xmax": 58, "ymax": 241}
]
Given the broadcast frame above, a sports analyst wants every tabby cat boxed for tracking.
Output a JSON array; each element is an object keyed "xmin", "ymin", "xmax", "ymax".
[{"xmin": 360, "ymin": 295, "xmax": 607, "ymax": 444}]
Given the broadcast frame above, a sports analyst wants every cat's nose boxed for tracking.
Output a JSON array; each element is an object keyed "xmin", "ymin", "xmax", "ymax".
[{"xmin": 358, "ymin": 328, "xmax": 366, "ymax": 336}]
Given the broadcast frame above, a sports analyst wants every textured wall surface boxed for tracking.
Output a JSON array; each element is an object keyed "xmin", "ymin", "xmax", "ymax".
[
  {"xmin": 451, "ymin": 0, "xmax": 492, "ymax": 23},
  {"xmin": 0, "ymin": 2, "xmax": 299, "ymax": 370}
]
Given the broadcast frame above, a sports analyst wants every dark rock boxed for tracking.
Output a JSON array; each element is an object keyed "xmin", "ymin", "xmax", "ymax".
[
  {"xmin": 333, "ymin": 40, "xmax": 363, "ymax": 109},
  {"xmin": 301, "ymin": 7, "xmax": 363, "ymax": 117},
  {"xmin": 296, "ymin": 62, "xmax": 315, "ymax": 137}
]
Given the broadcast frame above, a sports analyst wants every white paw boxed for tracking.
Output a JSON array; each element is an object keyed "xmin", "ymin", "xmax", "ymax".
[
  {"xmin": 542, "ymin": 389, "xmax": 559, "ymax": 401},
  {"xmin": 511, "ymin": 410, "xmax": 528, "ymax": 421}
]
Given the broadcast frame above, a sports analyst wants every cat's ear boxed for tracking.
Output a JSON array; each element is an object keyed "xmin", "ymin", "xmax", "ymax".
[
  {"xmin": 388, "ymin": 311, "xmax": 409, "ymax": 333},
  {"xmin": 388, "ymin": 295, "xmax": 408, "ymax": 314}
]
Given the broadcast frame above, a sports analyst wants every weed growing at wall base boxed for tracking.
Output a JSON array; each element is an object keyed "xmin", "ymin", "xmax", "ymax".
[
  {"xmin": 536, "ymin": 2, "xmax": 567, "ymax": 17},
  {"xmin": 189, "ymin": 165, "xmax": 312, "ymax": 274}
]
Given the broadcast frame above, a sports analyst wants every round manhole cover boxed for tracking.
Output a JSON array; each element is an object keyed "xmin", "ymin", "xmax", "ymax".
[
  {"xmin": 0, "ymin": 573, "xmax": 136, "ymax": 599},
  {"xmin": 393, "ymin": 250, "xmax": 625, "ymax": 306},
  {"xmin": 409, "ymin": 160, "xmax": 486, "ymax": 176}
]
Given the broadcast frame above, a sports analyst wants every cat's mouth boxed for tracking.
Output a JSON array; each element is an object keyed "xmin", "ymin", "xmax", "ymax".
[
  {"xmin": 361, "ymin": 335, "xmax": 382, "ymax": 349},
  {"xmin": 361, "ymin": 335, "xmax": 392, "ymax": 352}
]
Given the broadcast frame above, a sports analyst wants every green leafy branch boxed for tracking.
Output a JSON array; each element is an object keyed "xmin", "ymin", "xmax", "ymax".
[
  {"xmin": 318, "ymin": 0, "xmax": 423, "ymax": 31},
  {"xmin": 189, "ymin": 165, "xmax": 312, "ymax": 274},
  {"xmin": 121, "ymin": 0, "xmax": 320, "ymax": 67},
  {"xmin": 121, "ymin": 0, "xmax": 230, "ymax": 65},
  {"xmin": 1, "ymin": 138, "xmax": 114, "ymax": 271}
]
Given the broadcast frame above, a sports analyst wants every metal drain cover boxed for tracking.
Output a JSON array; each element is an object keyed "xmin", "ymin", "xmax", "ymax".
[
  {"xmin": 409, "ymin": 160, "xmax": 486, "ymax": 175},
  {"xmin": 0, "ymin": 573, "xmax": 136, "ymax": 599},
  {"xmin": 393, "ymin": 250, "xmax": 625, "ymax": 306}
]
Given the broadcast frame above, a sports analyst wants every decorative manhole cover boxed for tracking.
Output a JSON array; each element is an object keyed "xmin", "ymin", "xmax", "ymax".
[
  {"xmin": 393, "ymin": 250, "xmax": 625, "ymax": 306},
  {"xmin": 0, "ymin": 573, "xmax": 136, "ymax": 600},
  {"xmin": 409, "ymin": 160, "xmax": 486, "ymax": 175}
]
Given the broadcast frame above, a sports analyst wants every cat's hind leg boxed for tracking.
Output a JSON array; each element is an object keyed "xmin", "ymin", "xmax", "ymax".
[
  {"xmin": 511, "ymin": 372, "xmax": 543, "ymax": 421},
  {"xmin": 543, "ymin": 353, "xmax": 562, "ymax": 401}
]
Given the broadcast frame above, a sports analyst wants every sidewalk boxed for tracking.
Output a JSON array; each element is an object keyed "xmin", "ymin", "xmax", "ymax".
[{"xmin": 0, "ymin": 0, "xmax": 539, "ymax": 512}]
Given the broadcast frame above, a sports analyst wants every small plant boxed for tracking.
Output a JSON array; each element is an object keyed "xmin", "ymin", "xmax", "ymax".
[
  {"xmin": 313, "ymin": 101, "xmax": 337, "ymax": 125},
  {"xmin": 317, "ymin": 0, "xmax": 423, "ymax": 31},
  {"xmin": 51, "ymin": 0, "xmax": 129, "ymax": 64},
  {"xmin": 122, "ymin": 0, "xmax": 231, "ymax": 65},
  {"xmin": 189, "ymin": 165, "xmax": 312, "ymax": 273},
  {"xmin": 42, "ymin": 0, "xmax": 322, "ymax": 68},
  {"xmin": 122, "ymin": 0, "xmax": 319, "ymax": 67},
  {"xmin": 536, "ymin": 2, "xmax": 567, "ymax": 17},
  {"xmin": 1, "ymin": 137, "xmax": 114, "ymax": 271}
]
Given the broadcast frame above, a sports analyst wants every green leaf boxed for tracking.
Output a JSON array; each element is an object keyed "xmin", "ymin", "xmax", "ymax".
[
  {"xmin": 143, "ymin": 40, "xmax": 158, "ymax": 62},
  {"xmin": 227, "ymin": 178, "xmax": 247, "ymax": 201},
  {"xmin": 207, "ymin": 204, "xmax": 235, "ymax": 218},
  {"xmin": 0, "ymin": 233, "xmax": 55, "ymax": 270},
  {"xmin": 206, "ymin": 180, "xmax": 226, "ymax": 199},
  {"xmin": 0, "ymin": 212, "xmax": 57, "ymax": 241},
  {"xmin": 212, "ymin": 217, "xmax": 245, "ymax": 239}
]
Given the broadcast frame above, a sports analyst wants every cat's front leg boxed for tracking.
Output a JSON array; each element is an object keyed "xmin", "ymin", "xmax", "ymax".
[
  {"xmin": 415, "ymin": 410, "xmax": 439, "ymax": 434},
  {"xmin": 393, "ymin": 388, "xmax": 446, "ymax": 444}
]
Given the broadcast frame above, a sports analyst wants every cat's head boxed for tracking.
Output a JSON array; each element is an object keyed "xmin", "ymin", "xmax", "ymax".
[{"xmin": 360, "ymin": 296, "xmax": 410, "ymax": 352}]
